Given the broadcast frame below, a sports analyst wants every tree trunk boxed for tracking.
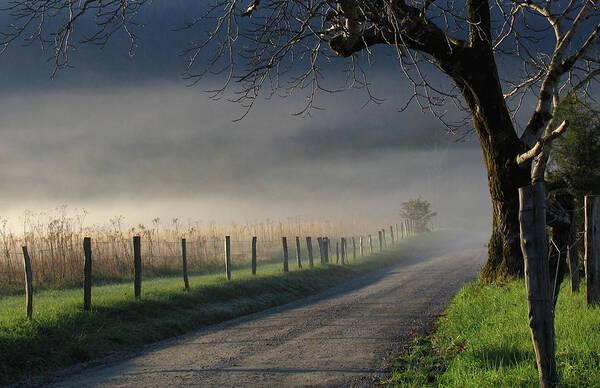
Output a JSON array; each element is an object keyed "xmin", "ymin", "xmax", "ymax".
[
  {"xmin": 440, "ymin": 46, "xmax": 531, "ymax": 281},
  {"xmin": 519, "ymin": 183, "xmax": 558, "ymax": 388},
  {"xmin": 481, "ymin": 162, "xmax": 531, "ymax": 280}
]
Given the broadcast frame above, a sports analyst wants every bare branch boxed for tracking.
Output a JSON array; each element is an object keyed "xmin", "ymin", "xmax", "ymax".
[{"xmin": 517, "ymin": 120, "xmax": 569, "ymax": 166}]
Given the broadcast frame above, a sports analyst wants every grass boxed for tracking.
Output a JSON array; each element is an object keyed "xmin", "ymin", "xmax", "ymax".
[
  {"xmin": 0, "ymin": 230, "xmax": 457, "ymax": 386},
  {"xmin": 384, "ymin": 279, "xmax": 600, "ymax": 387},
  {"xmin": 1, "ymin": 208, "xmax": 395, "ymax": 294}
]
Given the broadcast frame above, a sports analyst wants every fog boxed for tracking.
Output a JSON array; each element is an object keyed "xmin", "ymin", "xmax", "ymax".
[{"xmin": 0, "ymin": 79, "xmax": 491, "ymax": 232}]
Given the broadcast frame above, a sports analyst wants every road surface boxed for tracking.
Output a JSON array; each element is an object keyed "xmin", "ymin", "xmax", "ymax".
[{"xmin": 49, "ymin": 237, "xmax": 485, "ymax": 387}]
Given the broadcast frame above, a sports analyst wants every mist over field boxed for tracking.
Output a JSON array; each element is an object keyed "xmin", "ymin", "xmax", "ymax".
[
  {"xmin": 0, "ymin": 3, "xmax": 492, "ymax": 233},
  {"xmin": 0, "ymin": 81, "xmax": 490, "ymax": 231}
]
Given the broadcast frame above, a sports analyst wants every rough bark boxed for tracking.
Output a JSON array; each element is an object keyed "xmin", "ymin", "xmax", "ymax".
[{"xmin": 436, "ymin": 42, "xmax": 530, "ymax": 280}]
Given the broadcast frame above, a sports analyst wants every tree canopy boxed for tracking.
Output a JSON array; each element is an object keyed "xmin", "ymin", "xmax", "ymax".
[{"xmin": 399, "ymin": 197, "xmax": 436, "ymax": 233}]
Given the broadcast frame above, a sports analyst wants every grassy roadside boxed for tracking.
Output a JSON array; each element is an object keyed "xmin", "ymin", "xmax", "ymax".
[
  {"xmin": 0, "ymin": 230, "xmax": 457, "ymax": 386},
  {"xmin": 384, "ymin": 280, "xmax": 600, "ymax": 387}
]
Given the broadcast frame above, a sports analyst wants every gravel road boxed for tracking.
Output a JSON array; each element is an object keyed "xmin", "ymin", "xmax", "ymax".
[{"xmin": 50, "ymin": 236, "xmax": 485, "ymax": 388}]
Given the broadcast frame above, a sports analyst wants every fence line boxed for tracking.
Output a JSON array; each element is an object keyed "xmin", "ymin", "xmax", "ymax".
[{"xmin": 4, "ymin": 219, "xmax": 424, "ymax": 317}]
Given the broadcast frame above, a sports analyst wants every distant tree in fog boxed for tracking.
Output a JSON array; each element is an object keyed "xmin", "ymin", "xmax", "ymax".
[{"xmin": 399, "ymin": 198, "xmax": 436, "ymax": 233}]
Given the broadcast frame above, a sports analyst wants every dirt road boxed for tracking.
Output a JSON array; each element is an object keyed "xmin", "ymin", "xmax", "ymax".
[{"xmin": 51, "ymin": 237, "xmax": 485, "ymax": 387}]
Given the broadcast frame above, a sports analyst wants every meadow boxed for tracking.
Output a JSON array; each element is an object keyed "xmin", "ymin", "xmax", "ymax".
[
  {"xmin": 384, "ymin": 280, "xmax": 600, "ymax": 387},
  {"xmin": 1, "ymin": 209, "xmax": 395, "ymax": 294}
]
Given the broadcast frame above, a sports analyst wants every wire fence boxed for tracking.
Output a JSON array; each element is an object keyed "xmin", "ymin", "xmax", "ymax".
[{"xmin": 0, "ymin": 219, "xmax": 415, "ymax": 295}]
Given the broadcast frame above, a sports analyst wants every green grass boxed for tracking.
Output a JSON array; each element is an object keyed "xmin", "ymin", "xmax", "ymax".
[
  {"xmin": 0, "ymin": 231, "xmax": 458, "ymax": 386},
  {"xmin": 384, "ymin": 279, "xmax": 600, "ymax": 387}
]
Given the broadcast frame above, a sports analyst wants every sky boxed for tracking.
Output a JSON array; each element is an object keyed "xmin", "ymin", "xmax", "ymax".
[{"xmin": 0, "ymin": 2, "xmax": 492, "ymax": 231}]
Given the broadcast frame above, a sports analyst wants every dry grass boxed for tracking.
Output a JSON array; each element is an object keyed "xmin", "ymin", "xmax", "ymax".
[{"xmin": 1, "ymin": 208, "xmax": 400, "ymax": 294}]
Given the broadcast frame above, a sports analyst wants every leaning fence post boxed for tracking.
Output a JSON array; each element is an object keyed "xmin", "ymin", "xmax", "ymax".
[
  {"xmin": 83, "ymin": 237, "xmax": 92, "ymax": 309},
  {"xmin": 133, "ymin": 236, "xmax": 142, "ymax": 300},
  {"xmin": 282, "ymin": 237, "xmax": 289, "ymax": 272},
  {"xmin": 22, "ymin": 246, "xmax": 33, "ymax": 320},
  {"xmin": 378, "ymin": 231, "xmax": 383, "ymax": 252},
  {"xmin": 181, "ymin": 238, "xmax": 189, "ymax": 291},
  {"xmin": 296, "ymin": 236, "xmax": 302, "ymax": 269},
  {"xmin": 585, "ymin": 195, "xmax": 600, "ymax": 306},
  {"xmin": 252, "ymin": 236, "xmax": 257, "ymax": 275},
  {"xmin": 306, "ymin": 237, "xmax": 314, "ymax": 268},
  {"xmin": 224, "ymin": 236, "xmax": 232, "ymax": 280}
]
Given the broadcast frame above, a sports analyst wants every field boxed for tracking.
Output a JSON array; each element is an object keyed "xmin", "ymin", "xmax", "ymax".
[
  {"xmin": 384, "ymin": 279, "xmax": 600, "ymax": 387},
  {"xmin": 0, "ymin": 228, "xmax": 447, "ymax": 386},
  {"xmin": 1, "ymin": 209, "xmax": 398, "ymax": 294}
]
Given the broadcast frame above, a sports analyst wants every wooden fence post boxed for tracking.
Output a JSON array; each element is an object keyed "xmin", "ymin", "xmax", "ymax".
[
  {"xmin": 317, "ymin": 237, "xmax": 324, "ymax": 264},
  {"xmin": 585, "ymin": 195, "xmax": 600, "ymax": 305},
  {"xmin": 83, "ymin": 237, "xmax": 92, "ymax": 309},
  {"xmin": 519, "ymin": 183, "xmax": 558, "ymax": 386},
  {"xmin": 133, "ymin": 236, "xmax": 142, "ymax": 300},
  {"xmin": 324, "ymin": 238, "xmax": 329, "ymax": 263},
  {"xmin": 296, "ymin": 236, "xmax": 302, "ymax": 269},
  {"xmin": 224, "ymin": 236, "xmax": 232, "ymax": 280},
  {"xmin": 252, "ymin": 236, "xmax": 257, "ymax": 275},
  {"xmin": 390, "ymin": 226, "xmax": 395, "ymax": 244},
  {"xmin": 352, "ymin": 237, "xmax": 356, "ymax": 260},
  {"xmin": 181, "ymin": 238, "xmax": 189, "ymax": 291},
  {"xmin": 360, "ymin": 236, "xmax": 364, "ymax": 256},
  {"xmin": 22, "ymin": 246, "xmax": 33, "ymax": 320},
  {"xmin": 378, "ymin": 231, "xmax": 383, "ymax": 252},
  {"xmin": 341, "ymin": 238, "xmax": 346, "ymax": 264},
  {"xmin": 306, "ymin": 237, "xmax": 314, "ymax": 268},
  {"xmin": 395, "ymin": 224, "xmax": 399, "ymax": 240},
  {"xmin": 282, "ymin": 237, "xmax": 289, "ymax": 272},
  {"xmin": 382, "ymin": 229, "xmax": 386, "ymax": 247},
  {"xmin": 336, "ymin": 240, "xmax": 340, "ymax": 264},
  {"xmin": 369, "ymin": 234, "xmax": 373, "ymax": 253}
]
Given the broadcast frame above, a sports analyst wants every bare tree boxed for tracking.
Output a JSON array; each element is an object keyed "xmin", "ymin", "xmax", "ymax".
[{"xmin": 1, "ymin": 1, "xmax": 599, "ymax": 386}]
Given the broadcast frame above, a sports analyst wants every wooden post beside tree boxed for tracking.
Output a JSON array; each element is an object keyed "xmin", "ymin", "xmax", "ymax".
[
  {"xmin": 585, "ymin": 195, "xmax": 600, "ymax": 305},
  {"xmin": 519, "ymin": 183, "xmax": 558, "ymax": 388}
]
